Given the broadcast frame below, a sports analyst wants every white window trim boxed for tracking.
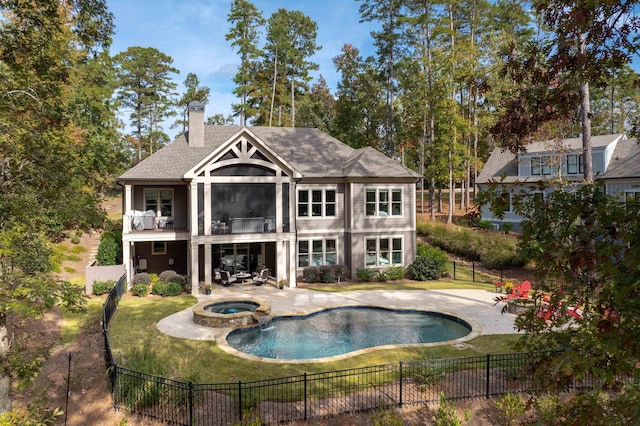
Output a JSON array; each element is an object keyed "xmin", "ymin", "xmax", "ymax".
[
  {"xmin": 297, "ymin": 238, "xmax": 338, "ymax": 268},
  {"xmin": 296, "ymin": 188, "xmax": 337, "ymax": 218},
  {"xmin": 365, "ymin": 188, "xmax": 403, "ymax": 217},
  {"xmin": 365, "ymin": 236, "xmax": 403, "ymax": 268}
]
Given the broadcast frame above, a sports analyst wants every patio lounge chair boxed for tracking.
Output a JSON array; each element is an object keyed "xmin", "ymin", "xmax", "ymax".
[
  {"xmin": 253, "ymin": 268, "xmax": 269, "ymax": 286},
  {"xmin": 506, "ymin": 280, "xmax": 531, "ymax": 300},
  {"xmin": 221, "ymin": 270, "xmax": 237, "ymax": 287}
]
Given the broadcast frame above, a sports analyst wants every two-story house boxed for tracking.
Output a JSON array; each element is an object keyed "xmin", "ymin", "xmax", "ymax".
[
  {"xmin": 476, "ymin": 133, "xmax": 640, "ymax": 229},
  {"xmin": 119, "ymin": 102, "xmax": 421, "ymax": 293}
]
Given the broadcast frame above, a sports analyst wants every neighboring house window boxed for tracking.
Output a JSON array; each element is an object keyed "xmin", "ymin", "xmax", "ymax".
[
  {"xmin": 145, "ymin": 189, "xmax": 173, "ymax": 216},
  {"xmin": 297, "ymin": 189, "xmax": 336, "ymax": 217},
  {"xmin": 365, "ymin": 237, "xmax": 403, "ymax": 267},
  {"xmin": 532, "ymin": 192, "xmax": 544, "ymax": 203},
  {"xmin": 298, "ymin": 239, "xmax": 337, "ymax": 267},
  {"xmin": 366, "ymin": 189, "xmax": 402, "ymax": 216},
  {"xmin": 152, "ymin": 241, "xmax": 167, "ymax": 255},
  {"xmin": 530, "ymin": 157, "xmax": 551, "ymax": 176},
  {"xmin": 625, "ymin": 191, "xmax": 640, "ymax": 203},
  {"xmin": 566, "ymin": 154, "xmax": 584, "ymax": 175},
  {"xmin": 498, "ymin": 191, "xmax": 512, "ymax": 212}
]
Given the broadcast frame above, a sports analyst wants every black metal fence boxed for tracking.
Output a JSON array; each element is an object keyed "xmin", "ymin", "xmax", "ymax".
[
  {"xmin": 446, "ymin": 260, "xmax": 538, "ymax": 286},
  {"xmin": 100, "ymin": 277, "xmax": 586, "ymax": 425}
]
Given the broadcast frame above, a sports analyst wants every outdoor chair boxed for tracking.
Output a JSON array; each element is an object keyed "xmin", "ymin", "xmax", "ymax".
[
  {"xmin": 221, "ymin": 270, "xmax": 237, "ymax": 287},
  {"xmin": 506, "ymin": 280, "xmax": 531, "ymax": 300},
  {"xmin": 253, "ymin": 268, "xmax": 269, "ymax": 286}
]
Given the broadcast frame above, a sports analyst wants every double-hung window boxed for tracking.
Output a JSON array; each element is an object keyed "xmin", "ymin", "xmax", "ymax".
[
  {"xmin": 566, "ymin": 154, "xmax": 584, "ymax": 175},
  {"xmin": 530, "ymin": 157, "xmax": 551, "ymax": 176},
  {"xmin": 297, "ymin": 189, "xmax": 336, "ymax": 217},
  {"xmin": 366, "ymin": 189, "xmax": 402, "ymax": 216},
  {"xmin": 145, "ymin": 189, "xmax": 173, "ymax": 216},
  {"xmin": 298, "ymin": 239, "xmax": 337, "ymax": 267},
  {"xmin": 625, "ymin": 191, "xmax": 640, "ymax": 203},
  {"xmin": 365, "ymin": 237, "xmax": 403, "ymax": 267}
]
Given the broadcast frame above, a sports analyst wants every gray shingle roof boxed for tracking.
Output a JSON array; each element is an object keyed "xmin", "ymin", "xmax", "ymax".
[
  {"xmin": 119, "ymin": 126, "xmax": 420, "ymax": 181},
  {"xmin": 476, "ymin": 134, "xmax": 634, "ymax": 184},
  {"xmin": 605, "ymin": 138, "xmax": 640, "ymax": 179}
]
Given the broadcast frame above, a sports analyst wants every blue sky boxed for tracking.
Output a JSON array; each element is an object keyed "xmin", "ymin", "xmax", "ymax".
[{"xmin": 109, "ymin": 0, "xmax": 376, "ymax": 137}]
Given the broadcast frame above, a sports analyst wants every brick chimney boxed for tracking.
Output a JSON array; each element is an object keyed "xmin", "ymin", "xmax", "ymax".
[{"xmin": 188, "ymin": 101, "xmax": 205, "ymax": 147}]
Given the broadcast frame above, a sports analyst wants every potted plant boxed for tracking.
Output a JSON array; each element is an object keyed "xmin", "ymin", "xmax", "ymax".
[
  {"xmin": 278, "ymin": 279, "xmax": 287, "ymax": 289},
  {"xmin": 204, "ymin": 283, "xmax": 212, "ymax": 295},
  {"xmin": 504, "ymin": 281, "xmax": 514, "ymax": 294},
  {"xmin": 495, "ymin": 281, "xmax": 504, "ymax": 293}
]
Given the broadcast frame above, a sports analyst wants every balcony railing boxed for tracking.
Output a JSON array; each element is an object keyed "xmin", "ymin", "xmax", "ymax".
[
  {"xmin": 212, "ymin": 216, "xmax": 276, "ymax": 234},
  {"xmin": 125, "ymin": 213, "xmax": 187, "ymax": 232}
]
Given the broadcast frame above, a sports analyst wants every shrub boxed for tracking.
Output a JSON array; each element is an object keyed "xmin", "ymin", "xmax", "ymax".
[
  {"xmin": 495, "ymin": 393, "xmax": 525, "ymax": 426},
  {"xmin": 133, "ymin": 272, "xmax": 151, "ymax": 285},
  {"xmin": 384, "ymin": 266, "xmax": 406, "ymax": 280},
  {"xmin": 132, "ymin": 283, "xmax": 148, "ymax": 297},
  {"xmin": 302, "ymin": 266, "xmax": 320, "ymax": 283},
  {"xmin": 409, "ymin": 251, "xmax": 448, "ymax": 281},
  {"xmin": 152, "ymin": 281, "xmax": 183, "ymax": 297},
  {"xmin": 96, "ymin": 230, "xmax": 122, "ymax": 265},
  {"xmin": 159, "ymin": 270, "xmax": 178, "ymax": 283},
  {"xmin": 92, "ymin": 280, "xmax": 115, "ymax": 295},
  {"xmin": 70, "ymin": 235, "xmax": 80, "ymax": 244},
  {"xmin": 502, "ymin": 222, "xmax": 514, "ymax": 234},
  {"xmin": 356, "ymin": 268, "xmax": 378, "ymax": 282},
  {"xmin": 477, "ymin": 220, "xmax": 493, "ymax": 230},
  {"xmin": 169, "ymin": 275, "xmax": 186, "ymax": 288}
]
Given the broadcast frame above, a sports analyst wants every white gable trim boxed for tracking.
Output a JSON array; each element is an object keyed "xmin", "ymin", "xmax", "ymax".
[{"xmin": 183, "ymin": 127, "xmax": 302, "ymax": 179}]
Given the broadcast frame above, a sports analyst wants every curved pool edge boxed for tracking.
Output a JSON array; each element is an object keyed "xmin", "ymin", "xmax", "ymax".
[
  {"xmin": 217, "ymin": 304, "xmax": 482, "ymax": 364},
  {"xmin": 192, "ymin": 296, "xmax": 271, "ymax": 328}
]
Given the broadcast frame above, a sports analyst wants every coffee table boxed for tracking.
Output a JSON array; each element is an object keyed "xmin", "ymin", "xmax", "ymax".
[{"xmin": 235, "ymin": 272, "xmax": 252, "ymax": 283}]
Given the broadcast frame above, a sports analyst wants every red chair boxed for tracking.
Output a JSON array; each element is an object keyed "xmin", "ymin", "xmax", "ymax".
[{"xmin": 506, "ymin": 280, "xmax": 531, "ymax": 299}]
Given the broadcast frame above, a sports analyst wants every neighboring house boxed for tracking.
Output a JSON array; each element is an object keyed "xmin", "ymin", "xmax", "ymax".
[
  {"xmin": 476, "ymin": 133, "xmax": 640, "ymax": 229},
  {"xmin": 119, "ymin": 102, "xmax": 421, "ymax": 293}
]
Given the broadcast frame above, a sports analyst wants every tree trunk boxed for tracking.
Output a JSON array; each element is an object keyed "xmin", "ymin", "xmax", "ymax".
[
  {"xmin": 0, "ymin": 321, "xmax": 11, "ymax": 414},
  {"xmin": 578, "ymin": 33, "xmax": 593, "ymax": 183},
  {"xmin": 269, "ymin": 48, "xmax": 278, "ymax": 127}
]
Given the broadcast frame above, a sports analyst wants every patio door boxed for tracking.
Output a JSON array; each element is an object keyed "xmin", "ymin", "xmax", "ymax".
[{"xmin": 213, "ymin": 243, "xmax": 275, "ymax": 275}]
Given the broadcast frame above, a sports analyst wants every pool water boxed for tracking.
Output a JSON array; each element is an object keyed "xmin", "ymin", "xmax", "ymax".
[
  {"xmin": 205, "ymin": 301, "xmax": 259, "ymax": 315},
  {"xmin": 226, "ymin": 307, "xmax": 471, "ymax": 360}
]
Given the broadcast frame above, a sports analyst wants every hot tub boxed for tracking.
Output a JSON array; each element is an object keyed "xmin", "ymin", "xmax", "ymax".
[{"xmin": 193, "ymin": 297, "xmax": 270, "ymax": 328}]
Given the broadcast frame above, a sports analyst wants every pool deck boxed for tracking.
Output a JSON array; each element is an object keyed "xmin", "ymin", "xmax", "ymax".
[{"xmin": 157, "ymin": 286, "xmax": 519, "ymax": 342}]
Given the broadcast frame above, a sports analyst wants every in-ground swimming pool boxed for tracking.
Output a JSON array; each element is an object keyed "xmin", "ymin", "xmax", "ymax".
[{"xmin": 226, "ymin": 306, "xmax": 471, "ymax": 360}]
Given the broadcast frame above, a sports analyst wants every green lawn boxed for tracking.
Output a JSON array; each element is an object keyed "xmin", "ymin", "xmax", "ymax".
[{"xmin": 104, "ymin": 286, "xmax": 520, "ymax": 384}]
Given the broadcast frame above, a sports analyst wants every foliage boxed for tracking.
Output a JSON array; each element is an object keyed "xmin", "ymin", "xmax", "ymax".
[
  {"xmin": 131, "ymin": 284, "xmax": 148, "ymax": 297},
  {"xmin": 356, "ymin": 268, "xmax": 378, "ymax": 282},
  {"xmin": 92, "ymin": 280, "xmax": 115, "ymax": 296},
  {"xmin": 151, "ymin": 281, "xmax": 183, "ymax": 297},
  {"xmin": 371, "ymin": 405, "xmax": 403, "ymax": 426},
  {"xmin": 494, "ymin": 393, "xmax": 525, "ymax": 426},
  {"xmin": 417, "ymin": 220, "xmax": 527, "ymax": 268},
  {"xmin": 501, "ymin": 222, "xmax": 514, "ymax": 234},
  {"xmin": 477, "ymin": 220, "xmax": 493, "ymax": 230},
  {"xmin": 383, "ymin": 266, "xmax": 405, "ymax": 281},
  {"xmin": 409, "ymin": 245, "xmax": 448, "ymax": 281},
  {"xmin": 132, "ymin": 273, "xmax": 151, "ymax": 286},
  {"xmin": 432, "ymin": 392, "xmax": 470, "ymax": 426},
  {"xmin": 158, "ymin": 270, "xmax": 179, "ymax": 283},
  {"xmin": 483, "ymin": 181, "xmax": 640, "ymax": 420},
  {"xmin": 302, "ymin": 265, "xmax": 348, "ymax": 283},
  {"xmin": 96, "ymin": 230, "xmax": 122, "ymax": 266}
]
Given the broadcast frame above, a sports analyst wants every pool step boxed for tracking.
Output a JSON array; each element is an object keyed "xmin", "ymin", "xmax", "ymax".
[{"xmin": 254, "ymin": 313, "xmax": 273, "ymax": 330}]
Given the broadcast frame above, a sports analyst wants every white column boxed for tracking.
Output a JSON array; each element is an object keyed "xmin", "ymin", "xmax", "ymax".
[
  {"xmin": 204, "ymin": 182, "xmax": 212, "ymax": 235},
  {"xmin": 190, "ymin": 182, "xmax": 198, "ymax": 236},
  {"xmin": 275, "ymin": 180, "xmax": 282, "ymax": 233},
  {"xmin": 123, "ymin": 184, "xmax": 133, "ymax": 232},
  {"xmin": 204, "ymin": 244, "xmax": 212, "ymax": 285},
  {"xmin": 287, "ymin": 239, "xmax": 297, "ymax": 287},
  {"xmin": 190, "ymin": 243, "xmax": 199, "ymax": 295},
  {"xmin": 123, "ymin": 241, "xmax": 132, "ymax": 286}
]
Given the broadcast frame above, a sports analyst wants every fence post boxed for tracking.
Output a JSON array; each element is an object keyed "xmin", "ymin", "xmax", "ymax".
[
  {"xmin": 453, "ymin": 262, "xmax": 457, "ymax": 280},
  {"xmin": 473, "ymin": 263, "xmax": 476, "ymax": 282},
  {"xmin": 188, "ymin": 382, "xmax": 193, "ymax": 426},
  {"xmin": 304, "ymin": 373, "xmax": 308, "ymax": 421},
  {"xmin": 399, "ymin": 361, "xmax": 403, "ymax": 407},
  {"xmin": 238, "ymin": 381, "xmax": 243, "ymax": 421},
  {"xmin": 486, "ymin": 354, "xmax": 491, "ymax": 399}
]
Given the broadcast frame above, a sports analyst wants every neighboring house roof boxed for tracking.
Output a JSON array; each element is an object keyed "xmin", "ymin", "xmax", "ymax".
[
  {"xmin": 120, "ymin": 126, "xmax": 420, "ymax": 181},
  {"xmin": 604, "ymin": 138, "xmax": 640, "ymax": 179},
  {"xmin": 476, "ymin": 134, "xmax": 633, "ymax": 184}
]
